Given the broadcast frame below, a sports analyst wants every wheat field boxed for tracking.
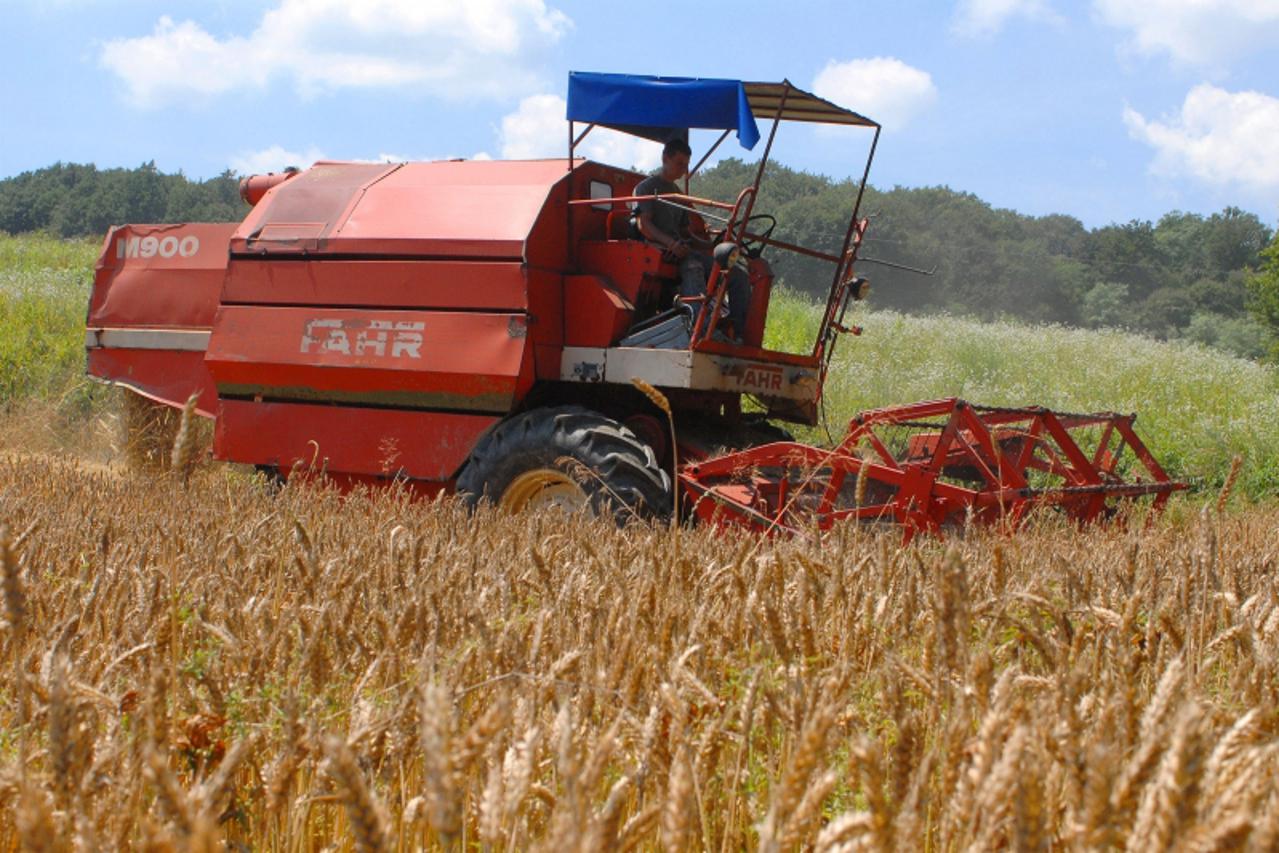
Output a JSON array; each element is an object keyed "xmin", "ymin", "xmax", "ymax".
[
  {"xmin": 3, "ymin": 233, "xmax": 1278, "ymax": 849},
  {"xmin": 1, "ymin": 447, "xmax": 1276, "ymax": 851}
]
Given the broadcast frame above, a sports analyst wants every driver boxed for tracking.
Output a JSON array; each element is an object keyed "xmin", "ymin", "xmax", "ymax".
[{"xmin": 634, "ymin": 138, "xmax": 751, "ymax": 343}]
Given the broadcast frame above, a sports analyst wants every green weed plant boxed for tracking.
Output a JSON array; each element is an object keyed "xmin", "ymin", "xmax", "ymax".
[
  {"xmin": 766, "ymin": 288, "xmax": 1279, "ymax": 497},
  {"xmin": 0, "ymin": 233, "xmax": 98, "ymax": 410}
]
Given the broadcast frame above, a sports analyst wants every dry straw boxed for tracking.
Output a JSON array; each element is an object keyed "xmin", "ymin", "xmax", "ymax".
[
  {"xmin": 0, "ymin": 452, "xmax": 1276, "ymax": 849},
  {"xmin": 169, "ymin": 392, "xmax": 201, "ymax": 484},
  {"xmin": 631, "ymin": 377, "xmax": 679, "ymax": 522},
  {"xmin": 121, "ymin": 389, "xmax": 180, "ymax": 470},
  {"xmin": 1217, "ymin": 454, "xmax": 1243, "ymax": 514}
]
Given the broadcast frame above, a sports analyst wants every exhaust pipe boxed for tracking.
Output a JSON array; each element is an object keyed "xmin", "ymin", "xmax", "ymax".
[{"xmin": 239, "ymin": 168, "xmax": 299, "ymax": 206}]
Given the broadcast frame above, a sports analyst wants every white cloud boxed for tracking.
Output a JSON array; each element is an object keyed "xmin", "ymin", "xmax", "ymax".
[
  {"xmin": 101, "ymin": 0, "xmax": 571, "ymax": 108},
  {"xmin": 1094, "ymin": 0, "xmax": 1279, "ymax": 66},
  {"xmin": 499, "ymin": 94, "xmax": 662, "ymax": 170},
  {"xmin": 230, "ymin": 145, "xmax": 326, "ymax": 175},
  {"xmin": 1124, "ymin": 84, "xmax": 1279, "ymax": 199},
  {"xmin": 952, "ymin": 0, "xmax": 1061, "ymax": 37},
  {"xmin": 812, "ymin": 58, "xmax": 937, "ymax": 132}
]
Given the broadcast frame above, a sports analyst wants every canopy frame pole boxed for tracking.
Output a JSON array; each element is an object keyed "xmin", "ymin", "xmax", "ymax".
[
  {"xmin": 738, "ymin": 82, "xmax": 789, "ymax": 230},
  {"xmin": 573, "ymin": 123, "xmax": 596, "ymax": 149},
  {"xmin": 848, "ymin": 126, "xmax": 880, "ymax": 242},
  {"xmin": 825, "ymin": 124, "xmax": 880, "ymax": 299},
  {"xmin": 811, "ymin": 124, "xmax": 881, "ymax": 364},
  {"xmin": 692, "ymin": 88, "xmax": 785, "ymax": 349},
  {"xmin": 687, "ymin": 128, "xmax": 731, "ymax": 192}
]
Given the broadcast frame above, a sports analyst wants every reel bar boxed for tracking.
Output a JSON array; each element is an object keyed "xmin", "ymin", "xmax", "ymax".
[{"xmin": 679, "ymin": 397, "xmax": 1186, "ymax": 540}]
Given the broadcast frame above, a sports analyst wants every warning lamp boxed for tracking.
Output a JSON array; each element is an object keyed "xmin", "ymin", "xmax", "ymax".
[{"xmin": 713, "ymin": 241, "xmax": 742, "ymax": 270}]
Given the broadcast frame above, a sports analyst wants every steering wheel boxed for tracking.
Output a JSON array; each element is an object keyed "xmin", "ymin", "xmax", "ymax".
[{"xmin": 730, "ymin": 213, "xmax": 777, "ymax": 258}]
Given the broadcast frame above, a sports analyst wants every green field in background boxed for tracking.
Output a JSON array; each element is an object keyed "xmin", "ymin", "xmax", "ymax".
[{"xmin": 2, "ymin": 232, "xmax": 1275, "ymax": 496}]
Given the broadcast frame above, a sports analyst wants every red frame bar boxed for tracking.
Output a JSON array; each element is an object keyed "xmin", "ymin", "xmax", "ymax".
[{"xmin": 680, "ymin": 398, "xmax": 1186, "ymax": 540}]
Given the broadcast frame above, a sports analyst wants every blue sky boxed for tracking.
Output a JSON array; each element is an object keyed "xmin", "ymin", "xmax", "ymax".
[{"xmin": 3, "ymin": 0, "xmax": 1278, "ymax": 229}]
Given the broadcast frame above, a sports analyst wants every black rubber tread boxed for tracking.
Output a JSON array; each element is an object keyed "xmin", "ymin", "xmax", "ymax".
[
  {"xmin": 676, "ymin": 415, "xmax": 797, "ymax": 459},
  {"xmin": 457, "ymin": 405, "xmax": 672, "ymax": 522},
  {"xmin": 741, "ymin": 419, "xmax": 796, "ymax": 445}
]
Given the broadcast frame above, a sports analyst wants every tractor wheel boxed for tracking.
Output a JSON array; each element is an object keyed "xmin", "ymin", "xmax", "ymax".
[
  {"xmin": 120, "ymin": 388, "xmax": 181, "ymax": 472},
  {"xmin": 457, "ymin": 406, "xmax": 671, "ymax": 522}
]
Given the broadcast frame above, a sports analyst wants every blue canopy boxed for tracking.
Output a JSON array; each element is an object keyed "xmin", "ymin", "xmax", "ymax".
[{"xmin": 567, "ymin": 72, "xmax": 761, "ymax": 151}]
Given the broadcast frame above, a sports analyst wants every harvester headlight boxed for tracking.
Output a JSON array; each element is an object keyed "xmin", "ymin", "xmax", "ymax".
[{"xmin": 851, "ymin": 277, "xmax": 870, "ymax": 300}]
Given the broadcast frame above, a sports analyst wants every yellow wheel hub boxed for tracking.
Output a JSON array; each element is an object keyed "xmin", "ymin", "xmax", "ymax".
[{"xmin": 499, "ymin": 468, "xmax": 589, "ymax": 514}]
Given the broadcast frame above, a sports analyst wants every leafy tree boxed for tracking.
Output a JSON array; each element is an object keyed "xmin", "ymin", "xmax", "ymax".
[
  {"xmin": 1154, "ymin": 211, "xmax": 1206, "ymax": 277},
  {"xmin": 0, "ymin": 162, "xmax": 247, "ymax": 237},
  {"xmin": 0, "ymin": 156, "xmax": 1272, "ymax": 360},
  {"xmin": 1184, "ymin": 312, "xmax": 1269, "ymax": 360},
  {"xmin": 1082, "ymin": 281, "xmax": 1130, "ymax": 328},
  {"xmin": 1083, "ymin": 220, "xmax": 1163, "ymax": 300},
  {"xmin": 1191, "ymin": 273, "xmax": 1248, "ymax": 316},
  {"xmin": 1138, "ymin": 288, "xmax": 1196, "ymax": 336},
  {"xmin": 1204, "ymin": 207, "xmax": 1270, "ymax": 273},
  {"xmin": 1247, "ymin": 237, "xmax": 1279, "ymax": 360}
]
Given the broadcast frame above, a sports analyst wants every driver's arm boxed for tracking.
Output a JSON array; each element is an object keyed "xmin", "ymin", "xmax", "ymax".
[
  {"xmin": 635, "ymin": 195, "xmax": 688, "ymax": 257},
  {"xmin": 635, "ymin": 209, "xmax": 676, "ymax": 248}
]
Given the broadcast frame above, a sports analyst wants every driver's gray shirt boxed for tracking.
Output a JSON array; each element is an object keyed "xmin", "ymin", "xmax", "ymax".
[{"xmin": 634, "ymin": 175, "xmax": 686, "ymax": 238}]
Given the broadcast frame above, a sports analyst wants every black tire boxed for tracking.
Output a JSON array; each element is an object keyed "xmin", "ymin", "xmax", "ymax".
[
  {"xmin": 742, "ymin": 419, "xmax": 796, "ymax": 445},
  {"xmin": 253, "ymin": 464, "xmax": 287, "ymax": 492},
  {"xmin": 457, "ymin": 406, "xmax": 671, "ymax": 522},
  {"xmin": 674, "ymin": 415, "xmax": 796, "ymax": 461}
]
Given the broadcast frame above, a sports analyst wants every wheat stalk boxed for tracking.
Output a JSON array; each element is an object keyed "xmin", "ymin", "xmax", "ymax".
[
  {"xmin": 631, "ymin": 377, "xmax": 679, "ymax": 523},
  {"xmin": 169, "ymin": 392, "xmax": 201, "ymax": 484},
  {"xmin": 1216, "ymin": 454, "xmax": 1243, "ymax": 514},
  {"xmin": 322, "ymin": 736, "xmax": 391, "ymax": 853}
]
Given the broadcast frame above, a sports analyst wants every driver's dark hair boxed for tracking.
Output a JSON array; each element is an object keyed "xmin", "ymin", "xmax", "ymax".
[{"xmin": 662, "ymin": 138, "xmax": 692, "ymax": 159}]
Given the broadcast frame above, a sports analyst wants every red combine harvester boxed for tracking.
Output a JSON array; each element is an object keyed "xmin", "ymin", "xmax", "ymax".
[{"xmin": 85, "ymin": 72, "xmax": 1183, "ymax": 537}]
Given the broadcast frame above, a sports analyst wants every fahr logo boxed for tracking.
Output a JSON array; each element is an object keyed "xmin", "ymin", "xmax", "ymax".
[
  {"xmin": 735, "ymin": 363, "xmax": 784, "ymax": 392},
  {"xmin": 300, "ymin": 318, "xmax": 425, "ymax": 359},
  {"xmin": 117, "ymin": 233, "xmax": 200, "ymax": 260}
]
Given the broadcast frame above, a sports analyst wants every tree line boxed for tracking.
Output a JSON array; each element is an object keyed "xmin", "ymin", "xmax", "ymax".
[
  {"xmin": 0, "ymin": 162, "xmax": 246, "ymax": 240},
  {"xmin": 693, "ymin": 159, "xmax": 1276, "ymax": 360},
  {"xmin": 1, "ymin": 159, "xmax": 1276, "ymax": 359}
]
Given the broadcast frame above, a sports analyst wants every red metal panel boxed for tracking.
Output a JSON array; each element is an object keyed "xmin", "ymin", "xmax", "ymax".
[
  {"xmin": 213, "ymin": 399, "xmax": 495, "ymax": 481},
  {"xmin": 86, "ymin": 349, "xmax": 218, "ymax": 416},
  {"xmin": 231, "ymin": 163, "xmax": 397, "ymax": 255},
  {"xmin": 86, "ymin": 223, "xmax": 234, "ymax": 411},
  {"xmin": 527, "ymin": 172, "xmax": 570, "ymax": 269},
  {"xmin": 525, "ymin": 267, "xmax": 564, "ymax": 380},
  {"xmin": 232, "ymin": 160, "xmax": 577, "ymax": 259},
  {"xmin": 577, "ymin": 241, "xmax": 674, "ymax": 304},
  {"xmin": 221, "ymin": 259, "xmax": 529, "ymax": 311},
  {"xmin": 205, "ymin": 306, "xmax": 532, "ymax": 413},
  {"xmin": 88, "ymin": 223, "xmax": 236, "ymax": 328},
  {"xmin": 742, "ymin": 257, "xmax": 774, "ymax": 348},
  {"xmin": 563, "ymin": 275, "xmax": 633, "ymax": 347},
  {"xmin": 554, "ymin": 161, "xmax": 652, "ymax": 259}
]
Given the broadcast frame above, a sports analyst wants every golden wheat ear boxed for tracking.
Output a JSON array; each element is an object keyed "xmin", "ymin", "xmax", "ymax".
[{"xmin": 169, "ymin": 392, "xmax": 201, "ymax": 484}]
